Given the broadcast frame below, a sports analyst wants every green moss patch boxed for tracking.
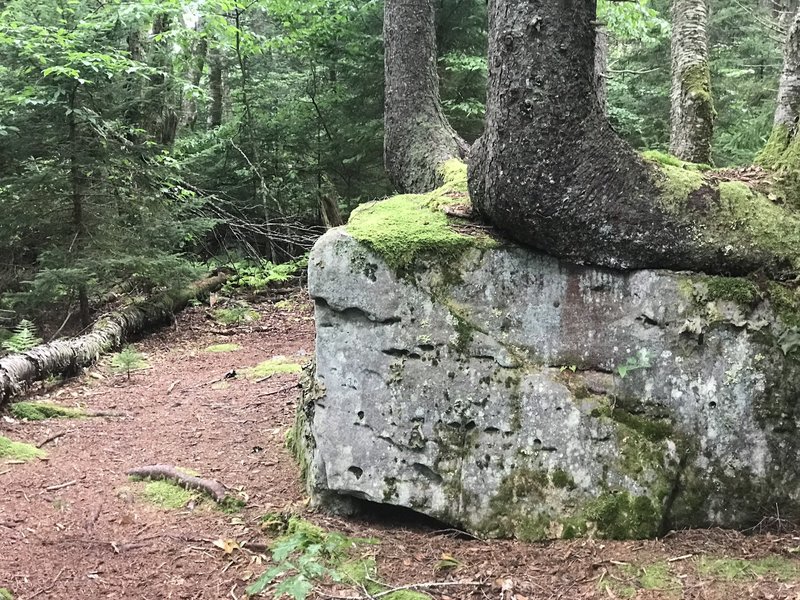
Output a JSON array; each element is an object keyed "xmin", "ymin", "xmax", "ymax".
[
  {"xmin": 204, "ymin": 343, "xmax": 242, "ymax": 353},
  {"xmin": 585, "ymin": 492, "xmax": 662, "ymax": 540},
  {"xmin": 703, "ymin": 276, "xmax": 760, "ymax": 305},
  {"xmin": 600, "ymin": 561, "xmax": 682, "ymax": 598},
  {"xmin": 347, "ymin": 160, "xmax": 496, "ymax": 273},
  {"xmin": 0, "ymin": 435, "xmax": 45, "ymax": 461},
  {"xmin": 697, "ymin": 555, "xmax": 800, "ymax": 582},
  {"xmin": 757, "ymin": 125, "xmax": 793, "ymax": 170},
  {"xmin": 652, "ymin": 163, "xmax": 707, "ymax": 213},
  {"xmin": 139, "ymin": 480, "xmax": 196, "ymax": 509},
  {"xmin": 0, "ymin": 588, "xmax": 13, "ymax": 600},
  {"xmin": 643, "ymin": 150, "xmax": 711, "ymax": 172},
  {"xmin": 9, "ymin": 401, "xmax": 86, "ymax": 421},
  {"xmin": 244, "ymin": 356, "xmax": 302, "ymax": 378}
]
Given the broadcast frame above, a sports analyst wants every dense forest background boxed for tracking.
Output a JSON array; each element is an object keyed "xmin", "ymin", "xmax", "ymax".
[{"xmin": 0, "ymin": 0, "xmax": 791, "ymax": 339}]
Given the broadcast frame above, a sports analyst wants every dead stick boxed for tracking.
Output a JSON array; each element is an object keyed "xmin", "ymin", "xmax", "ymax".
[
  {"xmin": 45, "ymin": 480, "xmax": 77, "ymax": 491},
  {"xmin": 369, "ymin": 581, "xmax": 484, "ymax": 598},
  {"xmin": 127, "ymin": 465, "xmax": 227, "ymax": 502},
  {"xmin": 37, "ymin": 431, "xmax": 67, "ymax": 448},
  {"xmin": 257, "ymin": 383, "xmax": 299, "ymax": 398},
  {"xmin": 167, "ymin": 380, "xmax": 181, "ymax": 394}
]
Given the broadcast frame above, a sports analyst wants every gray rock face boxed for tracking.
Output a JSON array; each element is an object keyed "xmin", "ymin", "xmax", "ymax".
[{"xmin": 294, "ymin": 228, "xmax": 800, "ymax": 540}]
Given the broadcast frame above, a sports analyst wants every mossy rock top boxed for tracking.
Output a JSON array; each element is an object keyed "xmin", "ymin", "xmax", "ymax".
[{"xmin": 347, "ymin": 159, "xmax": 497, "ymax": 273}]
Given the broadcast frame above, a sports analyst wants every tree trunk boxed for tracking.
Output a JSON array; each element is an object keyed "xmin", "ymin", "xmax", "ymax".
[
  {"xmin": 468, "ymin": 0, "xmax": 799, "ymax": 277},
  {"xmin": 68, "ymin": 85, "xmax": 91, "ymax": 328},
  {"xmin": 180, "ymin": 24, "xmax": 208, "ymax": 130},
  {"xmin": 757, "ymin": 9, "xmax": 800, "ymax": 169},
  {"xmin": 383, "ymin": 0, "xmax": 469, "ymax": 193},
  {"xmin": 148, "ymin": 13, "xmax": 178, "ymax": 145},
  {"xmin": 208, "ymin": 45, "xmax": 224, "ymax": 129},
  {"xmin": 669, "ymin": 0, "xmax": 714, "ymax": 164},
  {"xmin": 0, "ymin": 273, "xmax": 228, "ymax": 407},
  {"xmin": 595, "ymin": 26, "xmax": 609, "ymax": 115}
]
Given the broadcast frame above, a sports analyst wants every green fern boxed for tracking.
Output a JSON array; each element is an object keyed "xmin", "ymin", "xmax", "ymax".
[
  {"xmin": 110, "ymin": 346, "xmax": 148, "ymax": 380},
  {"xmin": 1, "ymin": 320, "xmax": 42, "ymax": 353}
]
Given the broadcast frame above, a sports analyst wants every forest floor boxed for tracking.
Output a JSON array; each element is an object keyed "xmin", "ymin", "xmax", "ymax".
[{"xmin": 2, "ymin": 290, "xmax": 800, "ymax": 600}]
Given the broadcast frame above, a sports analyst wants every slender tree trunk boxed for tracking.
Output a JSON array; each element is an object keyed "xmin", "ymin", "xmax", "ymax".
[
  {"xmin": 180, "ymin": 24, "xmax": 208, "ymax": 130},
  {"xmin": 68, "ymin": 85, "xmax": 91, "ymax": 328},
  {"xmin": 595, "ymin": 26, "xmax": 609, "ymax": 115},
  {"xmin": 669, "ymin": 0, "xmax": 714, "ymax": 164},
  {"xmin": 468, "ymin": 0, "xmax": 796, "ymax": 276},
  {"xmin": 383, "ymin": 0, "xmax": 469, "ymax": 193},
  {"xmin": 757, "ymin": 9, "xmax": 800, "ymax": 169},
  {"xmin": 208, "ymin": 45, "xmax": 224, "ymax": 128},
  {"xmin": 148, "ymin": 13, "xmax": 178, "ymax": 145}
]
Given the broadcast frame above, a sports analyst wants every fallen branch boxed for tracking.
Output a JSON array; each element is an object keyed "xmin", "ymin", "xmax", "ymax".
[
  {"xmin": 37, "ymin": 430, "xmax": 68, "ymax": 448},
  {"xmin": 127, "ymin": 465, "xmax": 227, "ymax": 502},
  {"xmin": 45, "ymin": 480, "xmax": 77, "ymax": 492},
  {"xmin": 0, "ymin": 272, "xmax": 228, "ymax": 408},
  {"xmin": 369, "ymin": 580, "xmax": 484, "ymax": 598},
  {"xmin": 257, "ymin": 383, "xmax": 299, "ymax": 398}
]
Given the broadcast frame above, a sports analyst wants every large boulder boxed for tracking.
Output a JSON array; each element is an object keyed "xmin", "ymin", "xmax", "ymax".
[{"xmin": 292, "ymin": 166, "xmax": 800, "ymax": 540}]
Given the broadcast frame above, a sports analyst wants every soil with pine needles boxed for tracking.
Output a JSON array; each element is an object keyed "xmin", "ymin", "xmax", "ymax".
[{"xmin": 2, "ymin": 289, "xmax": 800, "ymax": 600}]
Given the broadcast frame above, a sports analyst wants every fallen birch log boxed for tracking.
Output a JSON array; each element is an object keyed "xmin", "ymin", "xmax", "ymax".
[
  {"xmin": 127, "ymin": 465, "xmax": 227, "ymax": 502},
  {"xmin": 0, "ymin": 272, "xmax": 228, "ymax": 407}
]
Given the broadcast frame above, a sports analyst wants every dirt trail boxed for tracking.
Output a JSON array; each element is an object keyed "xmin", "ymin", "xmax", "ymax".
[{"xmin": 1, "ymin": 292, "xmax": 799, "ymax": 600}]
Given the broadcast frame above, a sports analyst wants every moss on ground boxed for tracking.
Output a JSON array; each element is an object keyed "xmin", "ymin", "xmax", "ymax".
[
  {"xmin": 0, "ymin": 588, "xmax": 13, "ymax": 600},
  {"xmin": 244, "ymin": 356, "xmax": 302, "ymax": 378},
  {"xmin": 600, "ymin": 561, "xmax": 682, "ymax": 598},
  {"xmin": 139, "ymin": 480, "xmax": 195, "ymax": 509},
  {"xmin": 9, "ymin": 401, "xmax": 86, "ymax": 421},
  {"xmin": 0, "ymin": 435, "xmax": 45, "ymax": 461},
  {"xmin": 204, "ymin": 343, "xmax": 242, "ymax": 353},
  {"xmin": 347, "ymin": 160, "xmax": 496, "ymax": 273},
  {"xmin": 697, "ymin": 555, "xmax": 800, "ymax": 581}
]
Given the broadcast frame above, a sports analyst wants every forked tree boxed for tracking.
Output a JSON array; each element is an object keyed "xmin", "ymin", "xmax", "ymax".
[{"xmin": 382, "ymin": 0, "xmax": 800, "ymax": 277}]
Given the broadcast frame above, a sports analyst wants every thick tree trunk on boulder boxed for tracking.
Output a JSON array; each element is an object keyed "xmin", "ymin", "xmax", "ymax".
[
  {"xmin": 757, "ymin": 9, "xmax": 800, "ymax": 169},
  {"xmin": 669, "ymin": 0, "xmax": 714, "ymax": 164},
  {"xmin": 383, "ymin": 0, "xmax": 469, "ymax": 193},
  {"xmin": 469, "ymin": 0, "xmax": 800, "ymax": 277},
  {"xmin": 0, "ymin": 273, "xmax": 227, "ymax": 406}
]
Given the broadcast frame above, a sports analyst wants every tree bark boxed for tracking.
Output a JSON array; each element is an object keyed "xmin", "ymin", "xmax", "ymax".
[
  {"xmin": 595, "ymin": 26, "xmax": 609, "ymax": 115},
  {"xmin": 68, "ymin": 84, "xmax": 91, "ymax": 328},
  {"xmin": 208, "ymin": 45, "xmax": 224, "ymax": 129},
  {"xmin": 140, "ymin": 13, "xmax": 179, "ymax": 145},
  {"xmin": 383, "ymin": 0, "xmax": 469, "ymax": 193},
  {"xmin": 757, "ymin": 9, "xmax": 800, "ymax": 169},
  {"xmin": 180, "ymin": 24, "xmax": 208, "ymax": 131},
  {"xmin": 0, "ymin": 273, "xmax": 227, "ymax": 407},
  {"xmin": 669, "ymin": 0, "xmax": 714, "ymax": 164},
  {"xmin": 468, "ymin": 0, "xmax": 798, "ymax": 276}
]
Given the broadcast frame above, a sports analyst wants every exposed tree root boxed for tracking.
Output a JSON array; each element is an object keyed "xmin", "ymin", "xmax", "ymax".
[{"xmin": 127, "ymin": 465, "xmax": 227, "ymax": 502}]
